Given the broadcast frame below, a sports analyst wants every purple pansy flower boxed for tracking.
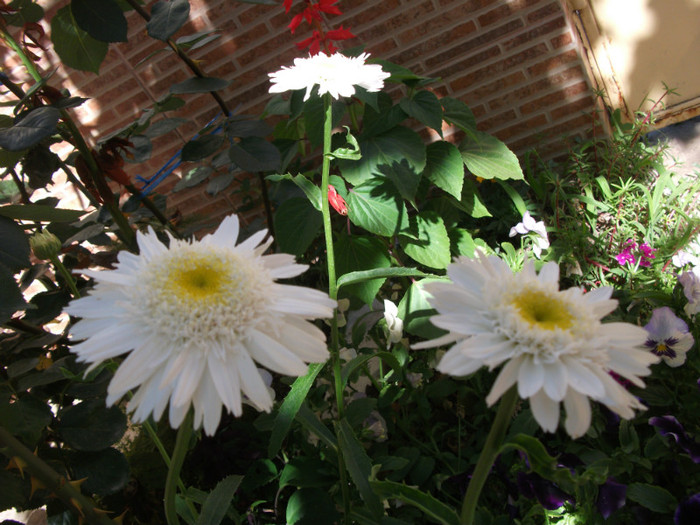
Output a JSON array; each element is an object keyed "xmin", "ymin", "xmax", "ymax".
[
  {"xmin": 675, "ymin": 493, "xmax": 700, "ymax": 525},
  {"xmin": 597, "ymin": 478, "xmax": 627, "ymax": 519},
  {"xmin": 649, "ymin": 415, "xmax": 700, "ymax": 463},
  {"xmin": 516, "ymin": 471, "xmax": 572, "ymax": 510},
  {"xmin": 643, "ymin": 307, "xmax": 694, "ymax": 367},
  {"xmin": 678, "ymin": 269, "xmax": 700, "ymax": 316}
]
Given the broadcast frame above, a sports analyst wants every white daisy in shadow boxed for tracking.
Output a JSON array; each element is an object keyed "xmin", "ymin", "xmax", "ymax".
[
  {"xmin": 413, "ymin": 255, "xmax": 659, "ymax": 438},
  {"xmin": 66, "ymin": 215, "xmax": 335, "ymax": 435}
]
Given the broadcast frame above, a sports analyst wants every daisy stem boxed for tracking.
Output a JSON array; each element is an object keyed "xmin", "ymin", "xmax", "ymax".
[
  {"xmin": 164, "ymin": 410, "xmax": 194, "ymax": 525},
  {"xmin": 50, "ymin": 254, "xmax": 80, "ymax": 299},
  {"xmin": 460, "ymin": 386, "xmax": 519, "ymax": 525},
  {"xmin": 320, "ymin": 93, "xmax": 351, "ymax": 521}
]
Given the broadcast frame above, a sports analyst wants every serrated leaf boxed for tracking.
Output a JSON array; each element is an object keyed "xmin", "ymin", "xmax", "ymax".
[
  {"xmin": 378, "ymin": 160, "xmax": 421, "ymax": 206},
  {"xmin": 441, "ymin": 97, "xmax": 476, "ymax": 132},
  {"xmin": 173, "ymin": 166, "xmax": 212, "ymax": 191},
  {"xmin": 627, "ymin": 483, "xmax": 678, "ymax": 513},
  {"xmin": 71, "ymin": 0, "xmax": 127, "ymax": 42},
  {"xmin": 195, "ymin": 475, "xmax": 243, "ymax": 525},
  {"xmin": 369, "ymin": 480, "xmax": 460, "ymax": 525},
  {"xmin": 147, "ymin": 0, "xmax": 191, "ymax": 41},
  {"xmin": 459, "ymin": 178, "xmax": 491, "ymax": 218},
  {"xmin": 335, "ymin": 233, "xmax": 390, "ymax": 305},
  {"xmin": 273, "ymin": 198, "xmax": 322, "ymax": 256},
  {"xmin": 346, "ymin": 177, "xmax": 407, "ymax": 237},
  {"xmin": 460, "ymin": 130, "xmax": 523, "ymax": 180},
  {"xmin": 58, "ymin": 399, "xmax": 127, "ymax": 451},
  {"xmin": 229, "ymin": 137, "xmax": 280, "ymax": 172},
  {"xmin": 449, "ymin": 228, "xmax": 476, "ymax": 258},
  {"xmin": 399, "ymin": 90, "xmax": 443, "ymax": 135},
  {"xmin": 170, "ymin": 76, "xmax": 230, "ymax": 94},
  {"xmin": 339, "ymin": 126, "xmax": 426, "ymax": 186},
  {"xmin": 399, "ymin": 212, "xmax": 451, "ymax": 270},
  {"xmin": 51, "ymin": 6, "xmax": 108, "ymax": 74},
  {"xmin": 424, "ymin": 141, "xmax": 464, "ymax": 199},
  {"xmin": 0, "ymin": 107, "xmax": 60, "ymax": 151},
  {"xmin": 0, "ymin": 216, "xmax": 30, "ymax": 271}
]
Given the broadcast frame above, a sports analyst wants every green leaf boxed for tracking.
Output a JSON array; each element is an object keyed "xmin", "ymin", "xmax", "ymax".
[
  {"xmin": 71, "ymin": 0, "xmax": 127, "ymax": 42},
  {"xmin": 335, "ymin": 418, "xmax": 384, "ymax": 519},
  {"xmin": 206, "ymin": 173, "xmax": 235, "ymax": 196},
  {"xmin": 0, "ymin": 107, "xmax": 60, "ymax": 151},
  {"xmin": 449, "ymin": 228, "xmax": 476, "ymax": 258},
  {"xmin": 279, "ymin": 457, "xmax": 336, "ymax": 490},
  {"xmin": 341, "ymin": 352, "xmax": 403, "ymax": 391},
  {"xmin": 627, "ymin": 483, "xmax": 678, "ymax": 513},
  {"xmin": 424, "ymin": 141, "xmax": 464, "ymax": 200},
  {"xmin": 0, "ymin": 204, "xmax": 85, "ymax": 222},
  {"xmin": 173, "ymin": 166, "xmax": 212, "ymax": 191},
  {"xmin": 459, "ymin": 178, "xmax": 491, "ymax": 218},
  {"xmin": 196, "ymin": 475, "xmax": 243, "ymax": 525},
  {"xmin": 51, "ymin": 6, "xmax": 108, "ymax": 73},
  {"xmin": 0, "ymin": 395, "xmax": 52, "ymax": 447},
  {"xmin": 268, "ymin": 363, "xmax": 324, "ymax": 458},
  {"xmin": 399, "ymin": 90, "xmax": 443, "ymax": 135},
  {"xmin": 286, "ymin": 488, "xmax": 341, "ymax": 525},
  {"xmin": 369, "ymin": 480, "xmax": 460, "ymax": 525},
  {"xmin": 378, "ymin": 160, "xmax": 421, "ymax": 207},
  {"xmin": 294, "ymin": 404, "xmax": 337, "ymax": 450},
  {"xmin": 67, "ymin": 448, "xmax": 130, "ymax": 496},
  {"xmin": 501, "ymin": 434, "xmax": 575, "ymax": 488},
  {"xmin": 0, "ymin": 264, "xmax": 27, "ymax": 322},
  {"xmin": 399, "ymin": 211, "xmax": 451, "ymax": 270},
  {"xmin": 329, "ymin": 126, "xmax": 362, "ymax": 160},
  {"xmin": 229, "ymin": 137, "xmax": 280, "ymax": 172},
  {"xmin": 339, "ymin": 126, "xmax": 426, "ymax": 186},
  {"xmin": 170, "ymin": 76, "xmax": 230, "ymax": 94},
  {"xmin": 460, "ymin": 130, "xmax": 523, "ymax": 180},
  {"xmin": 335, "ymin": 233, "xmax": 390, "ymax": 305},
  {"xmin": 58, "ymin": 399, "xmax": 127, "ymax": 451},
  {"xmin": 0, "ymin": 216, "xmax": 30, "ymax": 272},
  {"xmin": 441, "ymin": 97, "xmax": 476, "ymax": 132},
  {"xmin": 267, "ymin": 173, "xmax": 321, "ymax": 210},
  {"xmin": 273, "ymin": 198, "xmax": 322, "ymax": 256},
  {"xmin": 397, "ymin": 278, "xmax": 448, "ymax": 339},
  {"xmin": 303, "ymin": 96, "xmax": 345, "ymax": 148},
  {"xmin": 346, "ymin": 177, "xmax": 407, "ymax": 237},
  {"xmin": 4, "ymin": 0, "xmax": 44, "ymax": 26},
  {"xmin": 337, "ymin": 267, "xmax": 428, "ymax": 290},
  {"xmin": 181, "ymin": 134, "xmax": 224, "ymax": 161},
  {"xmin": 147, "ymin": 0, "xmax": 191, "ymax": 41},
  {"xmin": 0, "ymin": 470, "xmax": 27, "ymax": 513},
  {"xmin": 144, "ymin": 117, "xmax": 188, "ymax": 138},
  {"xmin": 619, "ymin": 419, "xmax": 640, "ymax": 454}
]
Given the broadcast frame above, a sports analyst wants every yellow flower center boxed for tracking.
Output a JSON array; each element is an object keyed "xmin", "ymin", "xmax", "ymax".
[
  {"xmin": 513, "ymin": 287, "xmax": 573, "ymax": 331},
  {"xmin": 169, "ymin": 257, "xmax": 227, "ymax": 303}
]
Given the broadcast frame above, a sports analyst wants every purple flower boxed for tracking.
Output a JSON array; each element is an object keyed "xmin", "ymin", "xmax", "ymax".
[
  {"xmin": 675, "ymin": 493, "xmax": 700, "ymax": 525},
  {"xmin": 516, "ymin": 471, "xmax": 572, "ymax": 510},
  {"xmin": 639, "ymin": 243, "xmax": 656, "ymax": 267},
  {"xmin": 616, "ymin": 248, "xmax": 636, "ymax": 265},
  {"xmin": 649, "ymin": 415, "xmax": 700, "ymax": 463},
  {"xmin": 678, "ymin": 270, "xmax": 700, "ymax": 316},
  {"xmin": 643, "ymin": 307, "xmax": 694, "ymax": 367},
  {"xmin": 597, "ymin": 478, "xmax": 627, "ymax": 519},
  {"xmin": 615, "ymin": 239, "xmax": 656, "ymax": 267}
]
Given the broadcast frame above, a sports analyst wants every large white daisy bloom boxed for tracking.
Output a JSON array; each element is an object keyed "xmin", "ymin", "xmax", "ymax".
[
  {"xmin": 65, "ymin": 215, "xmax": 336, "ymax": 436},
  {"xmin": 413, "ymin": 255, "xmax": 659, "ymax": 438},
  {"xmin": 268, "ymin": 52, "xmax": 390, "ymax": 101}
]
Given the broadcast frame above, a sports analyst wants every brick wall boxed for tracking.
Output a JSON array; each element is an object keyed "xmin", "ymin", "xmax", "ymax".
[{"xmin": 3, "ymin": 0, "xmax": 596, "ymax": 225}]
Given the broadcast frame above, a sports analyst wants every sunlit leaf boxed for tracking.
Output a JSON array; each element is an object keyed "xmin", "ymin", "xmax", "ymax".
[
  {"xmin": 71, "ymin": 0, "xmax": 127, "ymax": 42},
  {"xmin": 460, "ymin": 130, "xmax": 523, "ymax": 180},
  {"xmin": 51, "ymin": 6, "xmax": 108, "ymax": 73},
  {"xmin": 0, "ymin": 107, "xmax": 60, "ymax": 151},
  {"xmin": 147, "ymin": 0, "xmax": 191, "ymax": 41}
]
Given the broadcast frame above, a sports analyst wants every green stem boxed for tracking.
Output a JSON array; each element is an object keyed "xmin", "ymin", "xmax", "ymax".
[
  {"xmin": 319, "ymin": 94, "xmax": 351, "ymax": 522},
  {"xmin": 50, "ymin": 254, "xmax": 80, "ymax": 298},
  {"xmin": 460, "ymin": 386, "xmax": 519, "ymax": 525},
  {"xmin": 164, "ymin": 411, "xmax": 194, "ymax": 525},
  {"xmin": 0, "ymin": 426, "xmax": 118, "ymax": 525}
]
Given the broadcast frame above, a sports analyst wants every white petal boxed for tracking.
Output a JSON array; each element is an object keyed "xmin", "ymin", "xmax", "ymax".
[
  {"xmin": 246, "ymin": 328, "xmax": 311, "ymax": 375},
  {"xmin": 236, "ymin": 352, "xmax": 274, "ymax": 413},
  {"xmin": 542, "ymin": 361, "xmax": 568, "ymax": 401},
  {"xmin": 208, "ymin": 351, "xmax": 242, "ymax": 416},
  {"xmin": 529, "ymin": 389, "xmax": 560, "ymax": 433},
  {"xmin": 517, "ymin": 356, "xmax": 544, "ymax": 398},
  {"xmin": 486, "ymin": 356, "xmax": 523, "ymax": 406},
  {"xmin": 563, "ymin": 388, "xmax": 591, "ymax": 438}
]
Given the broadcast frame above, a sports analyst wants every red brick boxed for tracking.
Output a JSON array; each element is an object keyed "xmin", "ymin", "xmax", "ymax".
[
  {"xmin": 527, "ymin": 2, "xmax": 564, "ymax": 23},
  {"xmin": 494, "ymin": 113, "xmax": 549, "ymax": 141},
  {"xmin": 477, "ymin": 0, "xmax": 542, "ymax": 27},
  {"xmin": 501, "ymin": 17, "xmax": 566, "ymax": 51},
  {"xmin": 527, "ymin": 49, "xmax": 579, "ymax": 76},
  {"xmin": 392, "ymin": 21, "xmax": 479, "ymax": 65},
  {"xmin": 551, "ymin": 32, "xmax": 573, "ymax": 49},
  {"xmin": 550, "ymin": 93, "xmax": 594, "ymax": 120},
  {"xmin": 478, "ymin": 109, "xmax": 518, "ymax": 131}
]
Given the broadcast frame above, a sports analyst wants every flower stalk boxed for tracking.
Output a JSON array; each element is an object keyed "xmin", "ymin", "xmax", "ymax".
[
  {"xmin": 460, "ymin": 386, "xmax": 519, "ymax": 524},
  {"xmin": 164, "ymin": 410, "xmax": 194, "ymax": 525}
]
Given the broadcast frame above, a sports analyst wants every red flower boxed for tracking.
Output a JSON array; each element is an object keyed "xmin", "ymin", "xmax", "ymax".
[
  {"xmin": 328, "ymin": 185, "xmax": 347, "ymax": 215},
  {"xmin": 295, "ymin": 25, "xmax": 355, "ymax": 55}
]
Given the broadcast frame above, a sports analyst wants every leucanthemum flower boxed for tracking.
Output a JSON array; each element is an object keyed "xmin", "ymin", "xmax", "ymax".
[
  {"xmin": 268, "ymin": 52, "xmax": 390, "ymax": 101},
  {"xmin": 65, "ymin": 215, "xmax": 335, "ymax": 435},
  {"xmin": 413, "ymin": 255, "xmax": 659, "ymax": 438}
]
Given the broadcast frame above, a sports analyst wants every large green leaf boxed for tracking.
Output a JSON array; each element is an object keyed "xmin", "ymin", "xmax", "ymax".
[
  {"xmin": 369, "ymin": 480, "xmax": 460, "ymax": 525},
  {"xmin": 67, "ymin": 448, "xmax": 130, "ymax": 496},
  {"xmin": 399, "ymin": 211, "xmax": 451, "ymax": 270},
  {"xmin": 424, "ymin": 141, "xmax": 464, "ymax": 200},
  {"xmin": 339, "ymin": 126, "xmax": 426, "ymax": 186},
  {"xmin": 147, "ymin": 0, "xmax": 191, "ymax": 41},
  {"xmin": 335, "ymin": 418, "xmax": 384, "ymax": 519},
  {"xmin": 378, "ymin": 160, "xmax": 421, "ymax": 207},
  {"xmin": 173, "ymin": 166, "xmax": 212, "ymax": 191},
  {"xmin": 4, "ymin": 0, "xmax": 44, "ymax": 26},
  {"xmin": 181, "ymin": 134, "xmax": 224, "ymax": 161},
  {"xmin": 399, "ymin": 90, "xmax": 443, "ymax": 135},
  {"xmin": 286, "ymin": 488, "xmax": 341, "ymax": 525},
  {"xmin": 0, "ymin": 264, "xmax": 26, "ymax": 322},
  {"xmin": 335, "ymin": 233, "xmax": 390, "ymax": 305},
  {"xmin": 273, "ymin": 197, "xmax": 322, "ymax": 256},
  {"xmin": 627, "ymin": 483, "xmax": 678, "ymax": 514},
  {"xmin": 0, "ymin": 216, "xmax": 30, "ymax": 271},
  {"xmin": 267, "ymin": 173, "xmax": 321, "ymax": 210},
  {"xmin": 0, "ymin": 394, "xmax": 52, "ymax": 447},
  {"xmin": 0, "ymin": 107, "xmax": 60, "ymax": 151},
  {"xmin": 57, "ymin": 399, "xmax": 127, "ymax": 451},
  {"xmin": 279, "ymin": 457, "xmax": 337, "ymax": 490},
  {"xmin": 229, "ymin": 137, "xmax": 280, "ymax": 172},
  {"xmin": 346, "ymin": 177, "xmax": 407, "ymax": 237},
  {"xmin": 0, "ymin": 204, "xmax": 85, "ymax": 222},
  {"xmin": 459, "ymin": 178, "xmax": 491, "ymax": 218},
  {"xmin": 441, "ymin": 97, "xmax": 476, "ymax": 132},
  {"xmin": 397, "ymin": 278, "xmax": 448, "ymax": 339},
  {"xmin": 71, "ymin": 0, "xmax": 127, "ymax": 42},
  {"xmin": 195, "ymin": 475, "xmax": 243, "ymax": 525},
  {"xmin": 460, "ymin": 130, "xmax": 523, "ymax": 180},
  {"xmin": 337, "ymin": 267, "xmax": 428, "ymax": 290},
  {"xmin": 170, "ymin": 76, "xmax": 230, "ymax": 94},
  {"xmin": 51, "ymin": 6, "xmax": 108, "ymax": 73}
]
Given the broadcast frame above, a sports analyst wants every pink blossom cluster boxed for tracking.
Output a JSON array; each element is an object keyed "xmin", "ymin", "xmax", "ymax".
[{"xmin": 615, "ymin": 239, "xmax": 656, "ymax": 267}]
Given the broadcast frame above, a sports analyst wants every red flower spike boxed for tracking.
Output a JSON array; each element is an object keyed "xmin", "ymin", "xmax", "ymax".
[
  {"xmin": 317, "ymin": 0, "xmax": 342, "ymax": 15},
  {"xmin": 328, "ymin": 185, "xmax": 348, "ymax": 215},
  {"xmin": 325, "ymin": 26, "xmax": 355, "ymax": 41},
  {"xmin": 283, "ymin": 0, "xmax": 293, "ymax": 13}
]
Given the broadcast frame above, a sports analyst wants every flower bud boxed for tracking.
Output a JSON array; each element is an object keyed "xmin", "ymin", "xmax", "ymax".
[{"xmin": 30, "ymin": 230, "xmax": 62, "ymax": 260}]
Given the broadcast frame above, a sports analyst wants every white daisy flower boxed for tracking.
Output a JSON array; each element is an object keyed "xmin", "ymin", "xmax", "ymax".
[
  {"xmin": 413, "ymin": 255, "xmax": 659, "ymax": 438},
  {"xmin": 65, "ymin": 215, "xmax": 335, "ymax": 436},
  {"xmin": 268, "ymin": 52, "xmax": 390, "ymax": 101}
]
